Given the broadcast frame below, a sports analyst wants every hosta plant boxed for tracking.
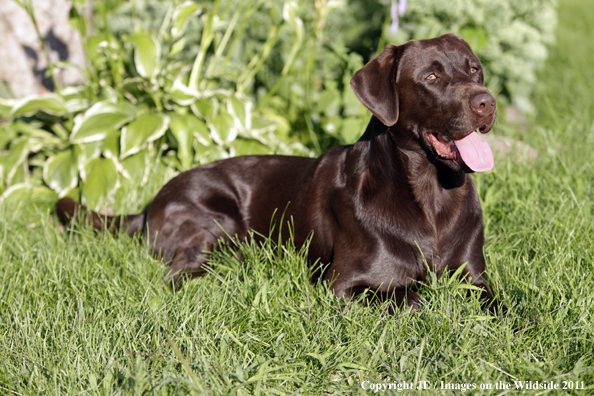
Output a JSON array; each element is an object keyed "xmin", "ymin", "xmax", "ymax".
[
  {"xmin": 0, "ymin": 0, "xmax": 311, "ymax": 210},
  {"xmin": 88, "ymin": 0, "xmax": 372, "ymax": 148}
]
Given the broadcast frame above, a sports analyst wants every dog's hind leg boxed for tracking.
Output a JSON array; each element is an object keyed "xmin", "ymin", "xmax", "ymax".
[{"xmin": 152, "ymin": 219, "xmax": 245, "ymax": 288}]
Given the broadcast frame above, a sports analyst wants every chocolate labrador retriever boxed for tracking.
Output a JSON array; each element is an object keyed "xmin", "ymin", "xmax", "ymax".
[{"xmin": 57, "ymin": 34, "xmax": 503, "ymax": 311}]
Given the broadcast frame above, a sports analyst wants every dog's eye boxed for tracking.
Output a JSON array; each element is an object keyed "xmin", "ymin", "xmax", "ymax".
[
  {"xmin": 426, "ymin": 74, "xmax": 437, "ymax": 80},
  {"xmin": 470, "ymin": 67, "xmax": 479, "ymax": 74}
]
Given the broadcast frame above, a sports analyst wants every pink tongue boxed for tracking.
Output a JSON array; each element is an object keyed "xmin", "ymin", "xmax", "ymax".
[{"xmin": 454, "ymin": 131, "xmax": 494, "ymax": 172}]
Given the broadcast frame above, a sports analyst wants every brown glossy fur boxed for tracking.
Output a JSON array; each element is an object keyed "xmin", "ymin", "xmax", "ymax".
[{"xmin": 56, "ymin": 34, "xmax": 503, "ymax": 311}]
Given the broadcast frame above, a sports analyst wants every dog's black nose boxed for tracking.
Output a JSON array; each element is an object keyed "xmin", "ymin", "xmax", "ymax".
[{"xmin": 470, "ymin": 92, "xmax": 496, "ymax": 115}]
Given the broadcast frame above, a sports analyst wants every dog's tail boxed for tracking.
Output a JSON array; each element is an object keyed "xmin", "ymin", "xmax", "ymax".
[{"xmin": 55, "ymin": 197, "xmax": 145, "ymax": 236}]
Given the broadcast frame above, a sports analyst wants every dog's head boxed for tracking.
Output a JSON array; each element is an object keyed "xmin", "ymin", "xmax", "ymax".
[{"xmin": 351, "ymin": 34, "xmax": 496, "ymax": 173}]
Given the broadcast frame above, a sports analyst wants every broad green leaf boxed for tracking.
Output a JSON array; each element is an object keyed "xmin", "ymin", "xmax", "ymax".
[
  {"xmin": 82, "ymin": 157, "xmax": 118, "ymax": 210},
  {"xmin": 194, "ymin": 141, "xmax": 208, "ymax": 161},
  {"xmin": 11, "ymin": 93, "xmax": 67, "ymax": 116},
  {"xmin": 191, "ymin": 96, "xmax": 219, "ymax": 119},
  {"xmin": 195, "ymin": 143, "xmax": 229, "ymax": 164},
  {"xmin": 0, "ymin": 127, "xmax": 16, "ymax": 150},
  {"xmin": 460, "ymin": 27, "xmax": 488, "ymax": 51},
  {"xmin": 259, "ymin": 111, "xmax": 290, "ymax": 138},
  {"xmin": 0, "ymin": 138, "xmax": 29, "ymax": 182},
  {"xmin": 227, "ymin": 95, "xmax": 252, "ymax": 131},
  {"xmin": 0, "ymin": 97, "xmax": 14, "ymax": 119},
  {"xmin": 10, "ymin": 120, "xmax": 63, "ymax": 147},
  {"xmin": 167, "ymin": 80, "xmax": 200, "ymax": 106},
  {"xmin": 251, "ymin": 116, "xmax": 277, "ymax": 136},
  {"xmin": 169, "ymin": 37, "xmax": 186, "ymax": 57},
  {"xmin": 115, "ymin": 177, "xmax": 132, "ymax": 202},
  {"xmin": 10, "ymin": 160, "xmax": 28, "ymax": 185},
  {"xmin": 193, "ymin": 117, "xmax": 211, "ymax": 145},
  {"xmin": 172, "ymin": 2, "xmax": 202, "ymax": 39},
  {"xmin": 0, "ymin": 184, "xmax": 57, "ymax": 204},
  {"xmin": 51, "ymin": 123, "xmax": 70, "ymax": 141},
  {"xmin": 120, "ymin": 113, "xmax": 170, "ymax": 158},
  {"xmin": 129, "ymin": 33, "xmax": 160, "ymax": 79},
  {"xmin": 86, "ymin": 36, "xmax": 112, "ymax": 64},
  {"xmin": 70, "ymin": 101, "xmax": 135, "ymax": 143},
  {"xmin": 232, "ymin": 139, "xmax": 270, "ymax": 156},
  {"xmin": 100, "ymin": 86, "xmax": 119, "ymax": 103},
  {"xmin": 209, "ymin": 112, "xmax": 237, "ymax": 146},
  {"xmin": 64, "ymin": 98, "xmax": 90, "ymax": 113},
  {"xmin": 208, "ymin": 89, "xmax": 231, "ymax": 101},
  {"xmin": 161, "ymin": 153, "xmax": 183, "ymax": 170},
  {"xmin": 61, "ymin": 86, "xmax": 89, "ymax": 114},
  {"xmin": 28, "ymin": 153, "xmax": 47, "ymax": 168},
  {"xmin": 162, "ymin": 62, "xmax": 184, "ymax": 88},
  {"xmin": 74, "ymin": 141, "xmax": 103, "ymax": 181},
  {"xmin": 60, "ymin": 86, "xmax": 87, "ymax": 101},
  {"xmin": 169, "ymin": 113, "xmax": 198, "ymax": 169},
  {"xmin": 278, "ymin": 141, "xmax": 311, "ymax": 157},
  {"xmin": 339, "ymin": 117, "xmax": 366, "ymax": 143},
  {"xmin": 63, "ymin": 186, "xmax": 80, "ymax": 200},
  {"xmin": 43, "ymin": 150, "xmax": 78, "ymax": 194},
  {"xmin": 121, "ymin": 149, "xmax": 149, "ymax": 184},
  {"xmin": 102, "ymin": 129, "xmax": 120, "ymax": 159},
  {"xmin": 120, "ymin": 77, "xmax": 145, "ymax": 98}
]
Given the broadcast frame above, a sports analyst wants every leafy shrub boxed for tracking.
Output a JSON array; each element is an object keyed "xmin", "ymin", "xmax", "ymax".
[
  {"xmin": 0, "ymin": 0, "xmax": 313, "ymax": 209},
  {"xmin": 325, "ymin": 0, "xmax": 557, "ymax": 113},
  {"xmin": 90, "ymin": 0, "xmax": 372, "ymax": 150}
]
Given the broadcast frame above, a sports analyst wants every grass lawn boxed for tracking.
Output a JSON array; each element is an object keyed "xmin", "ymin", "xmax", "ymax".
[{"xmin": 1, "ymin": 0, "xmax": 594, "ymax": 394}]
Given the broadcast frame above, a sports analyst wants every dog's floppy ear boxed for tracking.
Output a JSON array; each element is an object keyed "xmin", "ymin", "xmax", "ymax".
[{"xmin": 350, "ymin": 45, "xmax": 400, "ymax": 127}]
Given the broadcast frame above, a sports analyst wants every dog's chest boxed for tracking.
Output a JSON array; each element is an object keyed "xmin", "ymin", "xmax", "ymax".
[{"xmin": 380, "ymin": 180, "xmax": 477, "ymax": 270}]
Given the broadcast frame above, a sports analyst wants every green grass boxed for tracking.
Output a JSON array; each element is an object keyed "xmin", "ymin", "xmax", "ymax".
[{"xmin": 1, "ymin": 0, "xmax": 594, "ymax": 394}]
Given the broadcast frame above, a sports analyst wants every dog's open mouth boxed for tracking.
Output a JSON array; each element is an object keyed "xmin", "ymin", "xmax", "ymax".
[{"xmin": 427, "ymin": 130, "xmax": 494, "ymax": 172}]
